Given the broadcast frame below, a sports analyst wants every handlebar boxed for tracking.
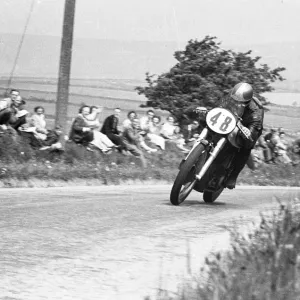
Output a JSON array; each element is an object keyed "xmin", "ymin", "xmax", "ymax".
[
  {"xmin": 236, "ymin": 121, "xmax": 254, "ymax": 142},
  {"xmin": 194, "ymin": 106, "xmax": 254, "ymax": 142}
]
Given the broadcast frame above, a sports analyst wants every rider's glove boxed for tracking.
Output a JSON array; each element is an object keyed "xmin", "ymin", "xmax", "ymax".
[
  {"xmin": 240, "ymin": 125, "xmax": 251, "ymax": 140},
  {"xmin": 194, "ymin": 106, "xmax": 208, "ymax": 114}
]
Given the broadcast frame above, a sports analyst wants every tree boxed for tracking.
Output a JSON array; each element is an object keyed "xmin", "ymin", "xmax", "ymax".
[{"xmin": 136, "ymin": 36, "xmax": 285, "ymax": 124}]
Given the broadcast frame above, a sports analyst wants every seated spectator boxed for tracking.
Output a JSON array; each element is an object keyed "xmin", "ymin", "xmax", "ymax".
[
  {"xmin": 85, "ymin": 106, "xmax": 116, "ymax": 153},
  {"xmin": 18, "ymin": 122, "xmax": 43, "ymax": 149},
  {"xmin": 160, "ymin": 115, "xmax": 189, "ymax": 153},
  {"xmin": 8, "ymin": 95, "xmax": 29, "ymax": 131},
  {"xmin": 249, "ymin": 140, "xmax": 265, "ymax": 168},
  {"xmin": 147, "ymin": 115, "xmax": 165, "ymax": 150},
  {"xmin": 122, "ymin": 117, "xmax": 147, "ymax": 167},
  {"xmin": 101, "ymin": 108, "xmax": 126, "ymax": 153},
  {"xmin": 140, "ymin": 110, "xmax": 155, "ymax": 132},
  {"xmin": 274, "ymin": 131, "xmax": 298, "ymax": 165},
  {"xmin": 264, "ymin": 128, "xmax": 277, "ymax": 163},
  {"xmin": 40, "ymin": 125, "xmax": 64, "ymax": 151},
  {"xmin": 69, "ymin": 106, "xmax": 94, "ymax": 147},
  {"xmin": 29, "ymin": 106, "xmax": 48, "ymax": 140},
  {"xmin": 255, "ymin": 130, "xmax": 272, "ymax": 164},
  {"xmin": 122, "ymin": 110, "xmax": 137, "ymax": 130},
  {"xmin": 85, "ymin": 106, "xmax": 102, "ymax": 130},
  {"xmin": 292, "ymin": 138, "xmax": 300, "ymax": 155},
  {"xmin": 0, "ymin": 89, "xmax": 20, "ymax": 128},
  {"xmin": 135, "ymin": 109, "xmax": 159, "ymax": 152}
]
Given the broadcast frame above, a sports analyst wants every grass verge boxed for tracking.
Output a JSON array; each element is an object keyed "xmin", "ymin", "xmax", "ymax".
[
  {"xmin": 150, "ymin": 198, "xmax": 300, "ymax": 300},
  {"xmin": 0, "ymin": 133, "xmax": 300, "ymax": 188}
]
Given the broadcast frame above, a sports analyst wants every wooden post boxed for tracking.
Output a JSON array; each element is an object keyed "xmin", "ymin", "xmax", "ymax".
[{"xmin": 55, "ymin": 0, "xmax": 76, "ymax": 141}]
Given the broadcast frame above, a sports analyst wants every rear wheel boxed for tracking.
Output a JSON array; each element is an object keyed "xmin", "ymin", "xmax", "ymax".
[
  {"xmin": 203, "ymin": 188, "xmax": 224, "ymax": 203},
  {"xmin": 170, "ymin": 144, "xmax": 207, "ymax": 205}
]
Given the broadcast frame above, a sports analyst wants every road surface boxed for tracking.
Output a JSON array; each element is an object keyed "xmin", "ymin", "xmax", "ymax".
[{"xmin": 0, "ymin": 185, "xmax": 299, "ymax": 300}]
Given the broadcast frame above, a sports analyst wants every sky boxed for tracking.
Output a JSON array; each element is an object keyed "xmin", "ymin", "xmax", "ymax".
[{"xmin": 1, "ymin": 0, "xmax": 300, "ymax": 46}]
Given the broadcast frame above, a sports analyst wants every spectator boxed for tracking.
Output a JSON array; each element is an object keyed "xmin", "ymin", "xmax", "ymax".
[
  {"xmin": 85, "ymin": 106, "xmax": 116, "ymax": 153},
  {"xmin": 264, "ymin": 128, "xmax": 277, "ymax": 163},
  {"xmin": 69, "ymin": 106, "xmax": 94, "ymax": 148},
  {"xmin": 9, "ymin": 95, "xmax": 28, "ymax": 131},
  {"xmin": 29, "ymin": 106, "xmax": 48, "ymax": 140},
  {"xmin": 101, "ymin": 108, "xmax": 126, "ymax": 153},
  {"xmin": 160, "ymin": 115, "xmax": 189, "ymax": 153},
  {"xmin": 0, "ymin": 89, "xmax": 20, "ymax": 128},
  {"xmin": 255, "ymin": 130, "xmax": 271, "ymax": 164},
  {"xmin": 122, "ymin": 110, "xmax": 137, "ymax": 130},
  {"xmin": 249, "ymin": 140, "xmax": 265, "ymax": 168},
  {"xmin": 85, "ymin": 106, "xmax": 102, "ymax": 130},
  {"xmin": 147, "ymin": 115, "xmax": 165, "ymax": 150},
  {"xmin": 122, "ymin": 117, "xmax": 147, "ymax": 167},
  {"xmin": 136, "ymin": 110, "xmax": 160, "ymax": 152},
  {"xmin": 274, "ymin": 131, "xmax": 298, "ymax": 165},
  {"xmin": 292, "ymin": 138, "xmax": 300, "ymax": 155},
  {"xmin": 40, "ymin": 125, "xmax": 63, "ymax": 151},
  {"xmin": 140, "ymin": 109, "xmax": 155, "ymax": 132}
]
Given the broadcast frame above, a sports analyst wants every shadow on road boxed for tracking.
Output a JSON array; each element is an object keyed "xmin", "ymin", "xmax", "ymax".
[
  {"xmin": 162, "ymin": 200, "xmax": 246, "ymax": 210},
  {"xmin": 162, "ymin": 200, "xmax": 226, "ymax": 206}
]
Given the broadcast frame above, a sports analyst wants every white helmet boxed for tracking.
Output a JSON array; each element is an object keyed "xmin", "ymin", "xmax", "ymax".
[{"xmin": 230, "ymin": 82, "xmax": 253, "ymax": 103}]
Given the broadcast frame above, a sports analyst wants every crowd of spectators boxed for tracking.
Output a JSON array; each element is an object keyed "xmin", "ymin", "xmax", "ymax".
[
  {"xmin": 1, "ymin": 88, "xmax": 299, "ymax": 169},
  {"xmin": 68, "ymin": 106, "xmax": 193, "ymax": 167},
  {"xmin": 0, "ymin": 89, "xmax": 196, "ymax": 167},
  {"xmin": 0, "ymin": 89, "xmax": 63, "ymax": 151},
  {"xmin": 252, "ymin": 127, "xmax": 299, "ymax": 167}
]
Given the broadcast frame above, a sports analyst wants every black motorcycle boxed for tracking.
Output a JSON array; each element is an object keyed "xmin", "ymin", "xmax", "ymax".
[{"xmin": 170, "ymin": 100, "xmax": 252, "ymax": 205}]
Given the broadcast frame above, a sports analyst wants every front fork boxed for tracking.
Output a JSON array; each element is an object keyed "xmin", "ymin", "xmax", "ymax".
[
  {"xmin": 185, "ymin": 128, "xmax": 209, "ymax": 160},
  {"xmin": 195, "ymin": 137, "xmax": 227, "ymax": 181}
]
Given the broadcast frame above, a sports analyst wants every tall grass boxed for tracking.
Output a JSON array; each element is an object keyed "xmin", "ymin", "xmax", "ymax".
[
  {"xmin": 0, "ymin": 132, "xmax": 300, "ymax": 188},
  {"xmin": 0, "ymin": 133, "xmax": 181, "ymax": 187},
  {"xmin": 152, "ymin": 199, "xmax": 300, "ymax": 300}
]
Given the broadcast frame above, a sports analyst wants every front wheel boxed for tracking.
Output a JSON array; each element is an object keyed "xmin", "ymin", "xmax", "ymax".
[
  {"xmin": 170, "ymin": 144, "xmax": 207, "ymax": 205},
  {"xmin": 203, "ymin": 188, "xmax": 224, "ymax": 203}
]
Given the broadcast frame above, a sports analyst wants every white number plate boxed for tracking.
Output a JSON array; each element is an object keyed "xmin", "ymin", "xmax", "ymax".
[{"xmin": 206, "ymin": 107, "xmax": 237, "ymax": 134}]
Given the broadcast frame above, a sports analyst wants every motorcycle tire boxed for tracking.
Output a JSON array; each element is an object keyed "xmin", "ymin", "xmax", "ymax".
[
  {"xmin": 203, "ymin": 187, "xmax": 224, "ymax": 203},
  {"xmin": 170, "ymin": 143, "xmax": 207, "ymax": 205}
]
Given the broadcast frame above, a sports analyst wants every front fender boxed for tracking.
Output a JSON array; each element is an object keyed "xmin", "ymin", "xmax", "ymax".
[{"xmin": 179, "ymin": 139, "xmax": 209, "ymax": 170}]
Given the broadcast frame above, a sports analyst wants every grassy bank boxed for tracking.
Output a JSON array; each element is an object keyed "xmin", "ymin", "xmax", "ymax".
[
  {"xmin": 151, "ymin": 199, "xmax": 300, "ymax": 300},
  {"xmin": 0, "ymin": 133, "xmax": 300, "ymax": 188},
  {"xmin": 0, "ymin": 135, "xmax": 181, "ymax": 187},
  {"xmin": 1, "ymin": 159, "xmax": 299, "ymax": 188}
]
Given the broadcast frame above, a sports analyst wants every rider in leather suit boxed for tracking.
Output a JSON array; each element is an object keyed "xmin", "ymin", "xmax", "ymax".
[{"xmin": 196, "ymin": 82, "xmax": 264, "ymax": 189}]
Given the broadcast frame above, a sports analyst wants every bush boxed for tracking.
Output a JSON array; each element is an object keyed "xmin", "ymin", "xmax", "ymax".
[{"xmin": 154, "ymin": 200, "xmax": 300, "ymax": 300}]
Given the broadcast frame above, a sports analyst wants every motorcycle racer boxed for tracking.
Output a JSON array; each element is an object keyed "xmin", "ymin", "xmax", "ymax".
[{"xmin": 195, "ymin": 82, "xmax": 264, "ymax": 189}]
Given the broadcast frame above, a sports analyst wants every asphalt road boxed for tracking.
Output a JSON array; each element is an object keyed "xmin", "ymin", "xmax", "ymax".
[{"xmin": 0, "ymin": 185, "xmax": 299, "ymax": 300}]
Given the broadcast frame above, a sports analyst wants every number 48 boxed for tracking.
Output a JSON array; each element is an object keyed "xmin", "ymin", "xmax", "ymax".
[{"xmin": 210, "ymin": 112, "xmax": 232, "ymax": 132}]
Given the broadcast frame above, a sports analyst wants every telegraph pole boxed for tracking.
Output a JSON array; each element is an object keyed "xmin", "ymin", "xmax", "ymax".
[{"xmin": 55, "ymin": 0, "xmax": 76, "ymax": 138}]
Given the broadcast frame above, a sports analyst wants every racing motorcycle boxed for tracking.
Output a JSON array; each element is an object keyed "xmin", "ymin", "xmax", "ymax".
[{"xmin": 170, "ymin": 99, "xmax": 253, "ymax": 205}]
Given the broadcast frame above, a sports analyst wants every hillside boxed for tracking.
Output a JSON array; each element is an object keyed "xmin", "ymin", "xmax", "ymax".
[
  {"xmin": 0, "ymin": 77, "xmax": 299, "ymax": 135},
  {"xmin": 0, "ymin": 33, "xmax": 177, "ymax": 80},
  {"xmin": 1, "ymin": 33, "xmax": 300, "ymax": 90}
]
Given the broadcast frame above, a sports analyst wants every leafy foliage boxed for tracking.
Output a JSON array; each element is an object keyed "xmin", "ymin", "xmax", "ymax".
[{"xmin": 136, "ymin": 36, "xmax": 285, "ymax": 123}]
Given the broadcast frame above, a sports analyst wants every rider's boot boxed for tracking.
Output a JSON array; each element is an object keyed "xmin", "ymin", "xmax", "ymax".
[
  {"xmin": 225, "ymin": 175, "xmax": 238, "ymax": 189},
  {"xmin": 225, "ymin": 160, "xmax": 246, "ymax": 189}
]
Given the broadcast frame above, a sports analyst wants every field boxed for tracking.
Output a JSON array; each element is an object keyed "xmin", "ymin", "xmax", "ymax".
[
  {"xmin": 264, "ymin": 113, "xmax": 300, "ymax": 134},
  {"xmin": 1, "ymin": 77, "xmax": 300, "ymax": 134}
]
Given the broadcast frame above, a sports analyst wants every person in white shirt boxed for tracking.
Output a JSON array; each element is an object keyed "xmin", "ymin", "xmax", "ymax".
[
  {"xmin": 147, "ymin": 115, "xmax": 165, "ymax": 150},
  {"xmin": 160, "ymin": 115, "xmax": 189, "ymax": 153},
  {"xmin": 123, "ymin": 110, "xmax": 137, "ymax": 130}
]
